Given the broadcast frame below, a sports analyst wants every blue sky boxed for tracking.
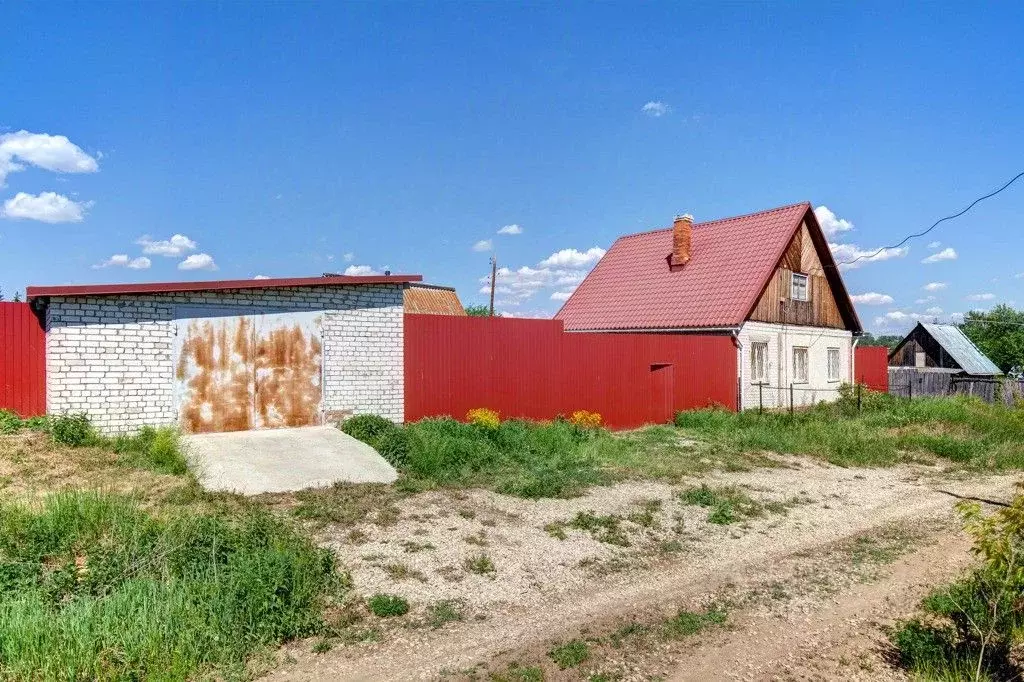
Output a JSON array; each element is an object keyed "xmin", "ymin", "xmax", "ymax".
[{"xmin": 2, "ymin": 2, "xmax": 1022, "ymax": 332}]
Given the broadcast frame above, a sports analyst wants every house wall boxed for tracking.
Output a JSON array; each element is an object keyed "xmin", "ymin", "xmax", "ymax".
[
  {"xmin": 737, "ymin": 321, "xmax": 853, "ymax": 410},
  {"xmin": 44, "ymin": 284, "xmax": 404, "ymax": 433},
  {"xmin": 748, "ymin": 221, "xmax": 847, "ymax": 329}
]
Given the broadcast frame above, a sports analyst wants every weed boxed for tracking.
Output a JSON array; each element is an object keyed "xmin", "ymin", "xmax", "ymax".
[
  {"xmin": 312, "ymin": 638, "xmax": 334, "ymax": 654},
  {"xmin": 467, "ymin": 408, "xmax": 501, "ymax": 429},
  {"xmin": 464, "ymin": 553, "xmax": 496, "ymax": 576},
  {"xmin": 0, "ymin": 491, "xmax": 340, "ymax": 680},
  {"xmin": 457, "ymin": 508, "xmax": 477, "ymax": 520},
  {"xmin": 545, "ymin": 522, "xmax": 568, "ymax": 540},
  {"xmin": 491, "ymin": 663, "xmax": 544, "ymax": 681},
  {"xmin": 110, "ymin": 426, "xmax": 189, "ymax": 475},
  {"xmin": 569, "ymin": 511, "xmax": 631, "ymax": 546},
  {"xmin": 367, "ymin": 593, "xmax": 409, "ymax": 617},
  {"xmin": 464, "ymin": 531, "xmax": 489, "ymax": 546},
  {"xmin": 49, "ymin": 413, "xmax": 97, "ymax": 446},
  {"xmin": 399, "ymin": 539, "xmax": 435, "ymax": 553},
  {"xmin": 382, "ymin": 562, "xmax": 426, "ymax": 582},
  {"xmin": 549, "ymin": 639, "xmax": 590, "ymax": 669},
  {"xmin": 425, "ymin": 599, "xmax": 464, "ymax": 628},
  {"xmin": 679, "ymin": 485, "xmax": 764, "ymax": 525},
  {"xmin": 293, "ymin": 482, "xmax": 401, "ymax": 527},
  {"xmin": 663, "ymin": 605, "xmax": 728, "ymax": 638},
  {"xmin": 626, "ymin": 499, "xmax": 662, "ymax": 528}
]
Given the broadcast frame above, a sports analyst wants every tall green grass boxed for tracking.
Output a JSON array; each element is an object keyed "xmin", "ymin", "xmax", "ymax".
[
  {"xmin": 0, "ymin": 491, "xmax": 341, "ymax": 680},
  {"xmin": 674, "ymin": 392, "xmax": 1024, "ymax": 469}
]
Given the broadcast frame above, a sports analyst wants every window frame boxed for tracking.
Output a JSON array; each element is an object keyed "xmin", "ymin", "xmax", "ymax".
[
  {"xmin": 750, "ymin": 341, "xmax": 768, "ymax": 384},
  {"xmin": 792, "ymin": 346, "xmax": 809, "ymax": 384},
  {"xmin": 827, "ymin": 347, "xmax": 841, "ymax": 382},
  {"xmin": 790, "ymin": 272, "xmax": 809, "ymax": 302}
]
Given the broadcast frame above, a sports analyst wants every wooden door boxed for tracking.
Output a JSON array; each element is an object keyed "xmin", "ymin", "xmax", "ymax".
[{"xmin": 650, "ymin": 363, "xmax": 674, "ymax": 424}]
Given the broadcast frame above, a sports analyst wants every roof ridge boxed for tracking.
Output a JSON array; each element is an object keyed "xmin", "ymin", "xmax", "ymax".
[{"xmin": 617, "ymin": 201, "xmax": 811, "ymax": 241}]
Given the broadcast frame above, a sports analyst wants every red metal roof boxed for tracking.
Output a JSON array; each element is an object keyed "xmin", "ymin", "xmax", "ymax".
[
  {"xmin": 26, "ymin": 274, "xmax": 422, "ymax": 300},
  {"xmin": 556, "ymin": 202, "xmax": 818, "ymax": 331}
]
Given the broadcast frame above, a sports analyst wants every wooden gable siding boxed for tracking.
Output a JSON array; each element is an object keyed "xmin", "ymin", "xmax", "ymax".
[{"xmin": 748, "ymin": 222, "xmax": 845, "ymax": 328}]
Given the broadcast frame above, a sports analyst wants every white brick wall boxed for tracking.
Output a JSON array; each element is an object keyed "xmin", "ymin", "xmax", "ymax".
[
  {"xmin": 737, "ymin": 321, "xmax": 853, "ymax": 410},
  {"xmin": 45, "ymin": 284, "xmax": 405, "ymax": 433}
]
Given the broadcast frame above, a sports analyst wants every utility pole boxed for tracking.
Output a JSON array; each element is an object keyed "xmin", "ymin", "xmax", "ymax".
[{"xmin": 488, "ymin": 255, "xmax": 497, "ymax": 317}]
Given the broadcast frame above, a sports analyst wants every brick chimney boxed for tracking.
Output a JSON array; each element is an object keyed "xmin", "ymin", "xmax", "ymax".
[{"xmin": 670, "ymin": 214, "xmax": 693, "ymax": 268}]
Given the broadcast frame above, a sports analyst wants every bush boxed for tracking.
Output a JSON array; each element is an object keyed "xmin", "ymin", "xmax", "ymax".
[
  {"xmin": 466, "ymin": 407, "xmax": 500, "ymax": 429},
  {"xmin": 50, "ymin": 413, "xmax": 97, "ymax": 446},
  {"xmin": 0, "ymin": 491, "xmax": 340, "ymax": 680},
  {"xmin": 376, "ymin": 427, "xmax": 410, "ymax": 469},
  {"xmin": 367, "ymin": 593, "xmax": 409, "ymax": 617},
  {"xmin": 341, "ymin": 414, "xmax": 396, "ymax": 446},
  {"xmin": 569, "ymin": 410, "xmax": 602, "ymax": 428},
  {"xmin": 890, "ymin": 494, "xmax": 1024, "ymax": 679},
  {"xmin": 111, "ymin": 426, "xmax": 189, "ymax": 475}
]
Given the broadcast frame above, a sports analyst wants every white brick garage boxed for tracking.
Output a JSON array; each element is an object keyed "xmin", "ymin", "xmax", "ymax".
[{"xmin": 27, "ymin": 275, "xmax": 417, "ymax": 434}]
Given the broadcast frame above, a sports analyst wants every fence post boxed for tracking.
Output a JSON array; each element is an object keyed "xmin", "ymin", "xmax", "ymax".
[
  {"xmin": 789, "ymin": 383, "xmax": 794, "ymax": 417},
  {"xmin": 908, "ymin": 378, "xmax": 912, "ymax": 400},
  {"xmin": 857, "ymin": 382, "xmax": 862, "ymax": 411},
  {"xmin": 759, "ymin": 383, "xmax": 763, "ymax": 414}
]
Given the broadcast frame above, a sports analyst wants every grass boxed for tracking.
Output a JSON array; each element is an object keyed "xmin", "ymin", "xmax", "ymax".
[
  {"xmin": 679, "ymin": 484, "xmax": 765, "ymax": 525},
  {"xmin": 425, "ymin": 599, "xmax": 464, "ymax": 628},
  {"xmin": 548, "ymin": 639, "xmax": 590, "ymax": 669},
  {"xmin": 463, "ymin": 552, "xmax": 496, "ymax": 576},
  {"xmin": 0, "ymin": 491, "xmax": 341, "ymax": 681},
  {"xmin": 367, "ymin": 593, "xmax": 409, "ymax": 617},
  {"xmin": 1, "ymin": 410, "xmax": 189, "ymax": 476},
  {"xmin": 663, "ymin": 605, "xmax": 728, "ymax": 638},
  {"xmin": 674, "ymin": 391, "xmax": 1024, "ymax": 470}
]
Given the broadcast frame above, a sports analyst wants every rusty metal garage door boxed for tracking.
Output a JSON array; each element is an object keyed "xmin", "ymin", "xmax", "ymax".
[{"xmin": 174, "ymin": 310, "xmax": 323, "ymax": 433}]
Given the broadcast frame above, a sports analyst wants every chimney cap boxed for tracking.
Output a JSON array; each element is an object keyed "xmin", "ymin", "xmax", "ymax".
[{"xmin": 674, "ymin": 213, "xmax": 694, "ymax": 222}]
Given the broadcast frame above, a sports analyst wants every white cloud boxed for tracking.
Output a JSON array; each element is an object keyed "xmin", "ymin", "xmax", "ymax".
[
  {"xmin": 949, "ymin": 312, "xmax": 965, "ymax": 323},
  {"xmin": 0, "ymin": 130, "xmax": 99, "ymax": 185},
  {"xmin": 253, "ymin": 275, "xmax": 271, "ymax": 280},
  {"xmin": 343, "ymin": 252, "xmax": 355, "ymax": 262},
  {"xmin": 923, "ymin": 282, "xmax": 947, "ymax": 292},
  {"xmin": 814, "ymin": 206, "xmax": 854, "ymax": 237},
  {"xmin": 138, "ymin": 234, "xmax": 197, "ymax": 257},
  {"xmin": 966, "ymin": 293, "xmax": 995, "ymax": 302},
  {"xmin": 927, "ymin": 241, "xmax": 942, "ymax": 249},
  {"xmin": 497, "ymin": 224, "xmax": 522, "ymax": 235},
  {"xmin": 344, "ymin": 264, "xmax": 379, "ymax": 276},
  {"xmin": 915, "ymin": 296, "xmax": 936, "ymax": 304},
  {"xmin": 472, "ymin": 239, "xmax": 493, "ymax": 252},
  {"xmin": 828, "ymin": 242, "xmax": 909, "ymax": 270},
  {"xmin": 850, "ymin": 292, "xmax": 894, "ymax": 306},
  {"xmin": 1, "ymin": 191, "xmax": 91, "ymax": 223},
  {"xmin": 641, "ymin": 101, "xmax": 669, "ymax": 117},
  {"xmin": 922, "ymin": 247, "xmax": 957, "ymax": 264},
  {"xmin": 92, "ymin": 254, "xmax": 151, "ymax": 270},
  {"xmin": 177, "ymin": 253, "xmax": 217, "ymax": 271},
  {"xmin": 538, "ymin": 246, "xmax": 606, "ymax": 268},
  {"xmin": 550, "ymin": 291, "xmax": 573, "ymax": 302},
  {"xmin": 925, "ymin": 306, "xmax": 943, "ymax": 315}
]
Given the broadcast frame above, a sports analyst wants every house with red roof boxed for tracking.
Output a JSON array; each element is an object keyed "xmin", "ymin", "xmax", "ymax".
[{"xmin": 555, "ymin": 202, "xmax": 863, "ymax": 409}]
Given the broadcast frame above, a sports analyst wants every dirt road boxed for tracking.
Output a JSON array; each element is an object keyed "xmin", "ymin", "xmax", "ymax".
[{"xmin": 266, "ymin": 465, "xmax": 1017, "ymax": 681}]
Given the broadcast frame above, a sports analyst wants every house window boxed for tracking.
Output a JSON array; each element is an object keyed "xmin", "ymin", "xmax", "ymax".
[
  {"xmin": 915, "ymin": 351, "xmax": 926, "ymax": 368},
  {"xmin": 792, "ymin": 347, "xmax": 809, "ymax": 383},
  {"xmin": 827, "ymin": 347, "xmax": 840, "ymax": 382},
  {"xmin": 750, "ymin": 342, "xmax": 768, "ymax": 384},
  {"xmin": 791, "ymin": 273, "xmax": 809, "ymax": 301}
]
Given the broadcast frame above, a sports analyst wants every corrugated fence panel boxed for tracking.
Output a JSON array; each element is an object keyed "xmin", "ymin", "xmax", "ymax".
[
  {"xmin": 0, "ymin": 302, "xmax": 46, "ymax": 417},
  {"xmin": 855, "ymin": 346, "xmax": 889, "ymax": 393},
  {"xmin": 404, "ymin": 314, "xmax": 736, "ymax": 429}
]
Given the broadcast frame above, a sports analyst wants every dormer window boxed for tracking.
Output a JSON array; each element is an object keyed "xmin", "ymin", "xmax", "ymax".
[{"xmin": 791, "ymin": 272, "xmax": 809, "ymax": 301}]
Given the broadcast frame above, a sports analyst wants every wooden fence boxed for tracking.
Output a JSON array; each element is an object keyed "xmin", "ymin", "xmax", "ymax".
[{"xmin": 888, "ymin": 367, "xmax": 1024, "ymax": 405}]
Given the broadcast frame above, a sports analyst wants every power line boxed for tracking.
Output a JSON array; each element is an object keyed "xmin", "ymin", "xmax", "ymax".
[{"xmin": 837, "ymin": 169, "xmax": 1024, "ymax": 267}]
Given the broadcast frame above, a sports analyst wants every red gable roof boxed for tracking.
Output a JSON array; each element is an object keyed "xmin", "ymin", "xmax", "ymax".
[{"xmin": 556, "ymin": 202, "xmax": 856, "ymax": 331}]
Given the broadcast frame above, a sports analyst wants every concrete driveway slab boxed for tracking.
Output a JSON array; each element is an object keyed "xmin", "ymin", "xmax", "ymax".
[{"xmin": 184, "ymin": 426, "xmax": 397, "ymax": 495}]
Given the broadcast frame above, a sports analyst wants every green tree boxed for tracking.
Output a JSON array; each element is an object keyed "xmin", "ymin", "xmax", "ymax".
[
  {"xmin": 11, "ymin": 291, "xmax": 21, "ymax": 303},
  {"xmin": 961, "ymin": 305, "xmax": 1024, "ymax": 374},
  {"xmin": 859, "ymin": 332, "xmax": 903, "ymax": 350},
  {"xmin": 465, "ymin": 305, "xmax": 490, "ymax": 317}
]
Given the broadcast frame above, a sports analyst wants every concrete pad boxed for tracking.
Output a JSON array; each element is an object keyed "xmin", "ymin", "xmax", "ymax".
[{"xmin": 184, "ymin": 426, "xmax": 398, "ymax": 495}]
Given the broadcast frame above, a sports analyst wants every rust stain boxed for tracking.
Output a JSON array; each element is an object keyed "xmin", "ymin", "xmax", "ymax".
[
  {"xmin": 177, "ymin": 317, "xmax": 254, "ymax": 433},
  {"xmin": 254, "ymin": 323, "xmax": 322, "ymax": 428}
]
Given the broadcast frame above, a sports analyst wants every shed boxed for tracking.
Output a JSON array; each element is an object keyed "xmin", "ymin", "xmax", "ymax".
[
  {"xmin": 26, "ymin": 274, "xmax": 421, "ymax": 434},
  {"xmin": 888, "ymin": 322, "xmax": 1001, "ymax": 377}
]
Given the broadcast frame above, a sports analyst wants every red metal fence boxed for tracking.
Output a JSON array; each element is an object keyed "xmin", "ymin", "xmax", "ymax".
[
  {"xmin": 404, "ymin": 314, "xmax": 737, "ymax": 429},
  {"xmin": 855, "ymin": 345, "xmax": 889, "ymax": 393},
  {"xmin": 0, "ymin": 302, "xmax": 46, "ymax": 417}
]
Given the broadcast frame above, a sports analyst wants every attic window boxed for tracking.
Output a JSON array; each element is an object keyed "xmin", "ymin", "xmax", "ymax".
[{"xmin": 791, "ymin": 273, "xmax": 809, "ymax": 301}]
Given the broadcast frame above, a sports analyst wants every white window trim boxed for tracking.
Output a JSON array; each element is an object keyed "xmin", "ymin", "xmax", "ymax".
[
  {"xmin": 750, "ymin": 341, "xmax": 768, "ymax": 384},
  {"xmin": 827, "ymin": 347, "xmax": 841, "ymax": 383},
  {"xmin": 792, "ymin": 346, "xmax": 809, "ymax": 384},
  {"xmin": 791, "ymin": 272, "xmax": 809, "ymax": 302}
]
